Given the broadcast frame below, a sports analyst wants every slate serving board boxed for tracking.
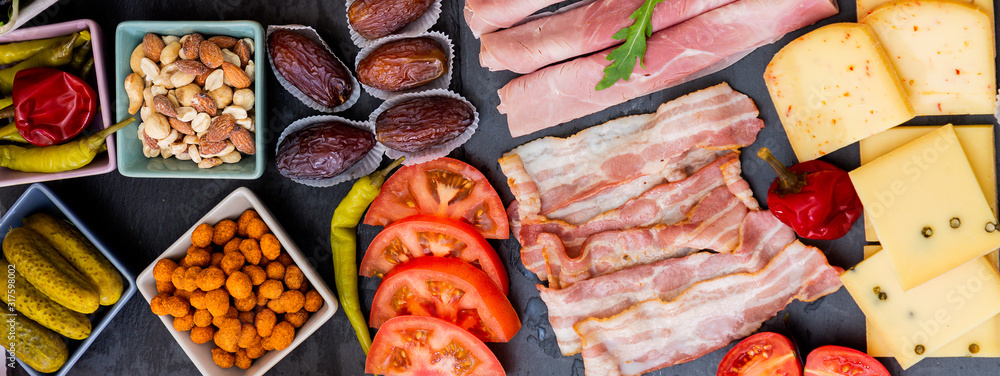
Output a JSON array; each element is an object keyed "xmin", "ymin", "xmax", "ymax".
[{"xmin": 0, "ymin": 0, "xmax": 997, "ymax": 375}]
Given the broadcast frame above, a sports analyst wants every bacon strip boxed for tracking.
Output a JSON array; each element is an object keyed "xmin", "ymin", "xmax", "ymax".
[
  {"xmin": 499, "ymin": 82, "xmax": 763, "ymax": 225},
  {"xmin": 516, "ymin": 153, "xmax": 744, "ymax": 281},
  {"xmin": 574, "ymin": 240, "xmax": 843, "ymax": 376},
  {"xmin": 497, "ymin": 0, "xmax": 839, "ymax": 136},
  {"xmin": 539, "ymin": 210, "xmax": 795, "ymax": 355},
  {"xmin": 545, "ymin": 185, "xmax": 749, "ymax": 287},
  {"xmin": 480, "ymin": 0, "xmax": 737, "ymax": 74}
]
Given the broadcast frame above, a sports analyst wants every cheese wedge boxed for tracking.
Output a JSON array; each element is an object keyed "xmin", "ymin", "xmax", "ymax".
[
  {"xmin": 843, "ymin": 250, "xmax": 1000, "ymax": 369},
  {"xmin": 861, "ymin": 1, "xmax": 996, "ymax": 115},
  {"xmin": 764, "ymin": 23, "xmax": 914, "ymax": 162},
  {"xmin": 865, "ymin": 245, "xmax": 1000, "ymax": 358},
  {"xmin": 849, "ymin": 125, "xmax": 1000, "ymax": 290},
  {"xmin": 860, "ymin": 125, "xmax": 997, "ymax": 244},
  {"xmin": 857, "ymin": 0, "xmax": 993, "ymax": 21}
]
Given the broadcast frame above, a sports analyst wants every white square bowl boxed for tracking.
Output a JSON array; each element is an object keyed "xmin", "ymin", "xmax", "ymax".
[{"xmin": 136, "ymin": 187, "xmax": 338, "ymax": 376}]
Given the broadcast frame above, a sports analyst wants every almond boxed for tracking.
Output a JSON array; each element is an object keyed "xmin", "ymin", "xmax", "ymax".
[
  {"xmin": 181, "ymin": 33, "xmax": 204, "ymax": 60},
  {"xmin": 221, "ymin": 62, "xmax": 251, "ymax": 89},
  {"xmin": 191, "ymin": 93, "xmax": 218, "ymax": 116},
  {"xmin": 234, "ymin": 40, "xmax": 251, "ymax": 68},
  {"xmin": 199, "ymin": 140, "xmax": 228, "ymax": 156},
  {"xmin": 142, "ymin": 129, "xmax": 159, "ymax": 149},
  {"xmin": 230, "ymin": 126, "xmax": 256, "ymax": 155},
  {"xmin": 205, "ymin": 114, "xmax": 236, "ymax": 142},
  {"xmin": 208, "ymin": 36, "xmax": 238, "ymax": 49},
  {"xmin": 175, "ymin": 60, "xmax": 209, "ymax": 75},
  {"xmin": 143, "ymin": 33, "xmax": 165, "ymax": 63},
  {"xmin": 169, "ymin": 117, "xmax": 195, "ymax": 135},
  {"xmin": 152, "ymin": 95, "xmax": 178, "ymax": 118},
  {"xmin": 200, "ymin": 41, "xmax": 224, "ymax": 69},
  {"xmin": 195, "ymin": 71, "xmax": 211, "ymax": 87}
]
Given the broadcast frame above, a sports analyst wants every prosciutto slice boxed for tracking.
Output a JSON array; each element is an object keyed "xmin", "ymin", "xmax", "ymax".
[
  {"xmin": 574, "ymin": 240, "xmax": 844, "ymax": 376},
  {"xmin": 464, "ymin": 0, "xmax": 564, "ymax": 38},
  {"xmin": 499, "ymin": 83, "xmax": 763, "ymax": 224},
  {"xmin": 480, "ymin": 0, "xmax": 737, "ymax": 74},
  {"xmin": 539, "ymin": 210, "xmax": 796, "ymax": 355},
  {"xmin": 497, "ymin": 0, "xmax": 839, "ymax": 137}
]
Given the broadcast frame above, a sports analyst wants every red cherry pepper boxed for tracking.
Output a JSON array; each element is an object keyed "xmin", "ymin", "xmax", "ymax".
[
  {"xmin": 12, "ymin": 67, "xmax": 97, "ymax": 146},
  {"xmin": 757, "ymin": 147, "xmax": 862, "ymax": 240}
]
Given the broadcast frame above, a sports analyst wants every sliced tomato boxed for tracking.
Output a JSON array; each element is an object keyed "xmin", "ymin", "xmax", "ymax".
[
  {"xmin": 804, "ymin": 346, "xmax": 889, "ymax": 376},
  {"xmin": 361, "ymin": 215, "xmax": 509, "ymax": 295},
  {"xmin": 366, "ymin": 315, "xmax": 506, "ymax": 376},
  {"xmin": 370, "ymin": 257, "xmax": 521, "ymax": 342},
  {"xmin": 718, "ymin": 332, "xmax": 802, "ymax": 376},
  {"xmin": 364, "ymin": 157, "xmax": 510, "ymax": 239}
]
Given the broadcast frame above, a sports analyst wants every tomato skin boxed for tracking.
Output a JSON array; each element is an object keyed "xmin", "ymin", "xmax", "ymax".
[
  {"xmin": 371, "ymin": 257, "xmax": 521, "ymax": 342},
  {"xmin": 804, "ymin": 346, "xmax": 889, "ymax": 376},
  {"xmin": 366, "ymin": 315, "xmax": 506, "ymax": 376},
  {"xmin": 717, "ymin": 332, "xmax": 802, "ymax": 376},
  {"xmin": 364, "ymin": 157, "xmax": 510, "ymax": 239},
  {"xmin": 361, "ymin": 215, "xmax": 509, "ymax": 295}
]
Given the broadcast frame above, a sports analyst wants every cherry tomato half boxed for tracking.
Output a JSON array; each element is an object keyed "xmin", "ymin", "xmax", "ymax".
[
  {"xmin": 370, "ymin": 256, "xmax": 521, "ymax": 342},
  {"xmin": 718, "ymin": 332, "xmax": 802, "ymax": 376},
  {"xmin": 804, "ymin": 346, "xmax": 889, "ymax": 376},
  {"xmin": 366, "ymin": 315, "xmax": 506, "ymax": 376},
  {"xmin": 364, "ymin": 157, "xmax": 510, "ymax": 239},
  {"xmin": 361, "ymin": 214, "xmax": 509, "ymax": 295}
]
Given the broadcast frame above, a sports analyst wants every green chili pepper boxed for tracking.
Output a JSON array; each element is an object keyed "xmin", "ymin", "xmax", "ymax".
[
  {"xmin": 0, "ymin": 33, "xmax": 77, "ymax": 94},
  {"xmin": 0, "ymin": 30, "xmax": 88, "ymax": 66},
  {"xmin": 0, "ymin": 116, "xmax": 132, "ymax": 172},
  {"xmin": 78, "ymin": 57, "xmax": 93, "ymax": 78},
  {"xmin": 331, "ymin": 157, "xmax": 404, "ymax": 355},
  {"xmin": 70, "ymin": 40, "xmax": 91, "ymax": 70}
]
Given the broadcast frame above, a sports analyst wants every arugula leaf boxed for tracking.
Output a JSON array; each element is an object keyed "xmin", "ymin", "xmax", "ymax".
[{"xmin": 595, "ymin": 0, "xmax": 664, "ymax": 91}]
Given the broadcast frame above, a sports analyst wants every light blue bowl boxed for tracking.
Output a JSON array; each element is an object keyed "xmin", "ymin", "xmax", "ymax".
[
  {"xmin": 114, "ymin": 21, "xmax": 266, "ymax": 179},
  {"xmin": 0, "ymin": 183, "xmax": 137, "ymax": 376}
]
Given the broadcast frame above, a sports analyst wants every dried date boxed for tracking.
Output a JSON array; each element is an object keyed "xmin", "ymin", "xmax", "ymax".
[
  {"xmin": 376, "ymin": 96, "xmax": 474, "ymax": 153},
  {"xmin": 268, "ymin": 30, "xmax": 354, "ymax": 108},
  {"xmin": 276, "ymin": 121, "xmax": 375, "ymax": 180},
  {"xmin": 348, "ymin": 0, "xmax": 434, "ymax": 40},
  {"xmin": 357, "ymin": 37, "xmax": 447, "ymax": 92}
]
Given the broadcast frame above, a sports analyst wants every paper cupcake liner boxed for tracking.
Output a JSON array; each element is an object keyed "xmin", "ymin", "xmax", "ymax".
[
  {"xmin": 266, "ymin": 25, "xmax": 361, "ymax": 113},
  {"xmin": 369, "ymin": 89, "xmax": 479, "ymax": 166},
  {"xmin": 276, "ymin": 115, "xmax": 384, "ymax": 187},
  {"xmin": 346, "ymin": 0, "xmax": 442, "ymax": 48},
  {"xmin": 354, "ymin": 31, "xmax": 454, "ymax": 100}
]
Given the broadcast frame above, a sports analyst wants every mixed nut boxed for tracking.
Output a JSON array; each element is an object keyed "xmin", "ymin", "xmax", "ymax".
[{"xmin": 125, "ymin": 32, "xmax": 257, "ymax": 169}]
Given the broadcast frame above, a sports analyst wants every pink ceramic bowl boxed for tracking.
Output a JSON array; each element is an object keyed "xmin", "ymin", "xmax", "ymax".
[{"xmin": 0, "ymin": 19, "xmax": 114, "ymax": 187}]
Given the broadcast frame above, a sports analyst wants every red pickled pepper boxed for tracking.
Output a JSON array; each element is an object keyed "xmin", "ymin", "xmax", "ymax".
[
  {"xmin": 757, "ymin": 147, "xmax": 862, "ymax": 240},
  {"xmin": 12, "ymin": 67, "xmax": 97, "ymax": 146}
]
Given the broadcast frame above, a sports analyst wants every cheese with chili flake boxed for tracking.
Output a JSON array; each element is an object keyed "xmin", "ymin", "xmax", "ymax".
[
  {"xmin": 861, "ymin": 0, "xmax": 996, "ymax": 115},
  {"xmin": 764, "ymin": 22, "xmax": 914, "ymax": 162},
  {"xmin": 857, "ymin": 0, "xmax": 993, "ymax": 21}
]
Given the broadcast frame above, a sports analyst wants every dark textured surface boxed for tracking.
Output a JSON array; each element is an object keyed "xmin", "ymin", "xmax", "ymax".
[{"xmin": 0, "ymin": 0, "xmax": 997, "ymax": 375}]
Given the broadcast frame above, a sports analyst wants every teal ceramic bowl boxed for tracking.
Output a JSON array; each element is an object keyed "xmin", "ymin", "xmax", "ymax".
[{"xmin": 115, "ymin": 21, "xmax": 265, "ymax": 179}]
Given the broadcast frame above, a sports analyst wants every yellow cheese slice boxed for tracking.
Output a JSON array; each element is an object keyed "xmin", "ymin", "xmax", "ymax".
[
  {"xmin": 849, "ymin": 124, "xmax": 1000, "ymax": 290},
  {"xmin": 860, "ymin": 125, "xmax": 997, "ymax": 243},
  {"xmin": 865, "ymin": 245, "xmax": 1000, "ymax": 358},
  {"xmin": 764, "ymin": 22, "xmax": 914, "ymax": 162},
  {"xmin": 841, "ymin": 251, "xmax": 1000, "ymax": 369},
  {"xmin": 857, "ymin": 0, "xmax": 993, "ymax": 21},
  {"xmin": 861, "ymin": 1, "xmax": 996, "ymax": 115}
]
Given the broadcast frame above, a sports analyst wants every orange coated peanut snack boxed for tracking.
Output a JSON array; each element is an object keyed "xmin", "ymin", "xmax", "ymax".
[{"xmin": 147, "ymin": 209, "xmax": 325, "ymax": 369}]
